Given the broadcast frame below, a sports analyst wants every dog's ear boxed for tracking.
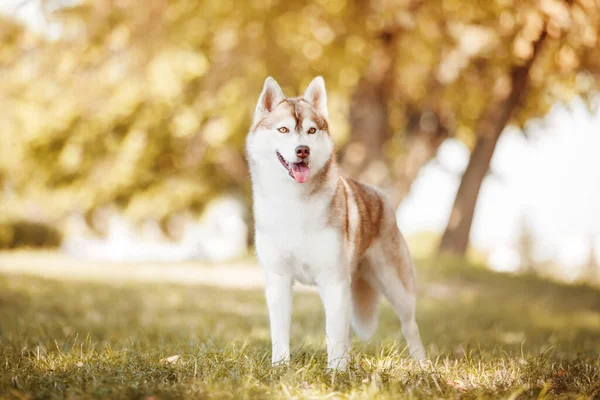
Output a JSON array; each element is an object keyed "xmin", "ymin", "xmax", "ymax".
[
  {"xmin": 303, "ymin": 76, "xmax": 328, "ymax": 118},
  {"xmin": 254, "ymin": 77, "xmax": 285, "ymax": 121}
]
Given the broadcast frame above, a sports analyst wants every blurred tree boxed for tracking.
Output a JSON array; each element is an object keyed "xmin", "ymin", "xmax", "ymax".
[
  {"xmin": 1, "ymin": 0, "xmax": 599, "ymax": 251},
  {"xmin": 580, "ymin": 237, "xmax": 599, "ymax": 285},
  {"xmin": 340, "ymin": 0, "xmax": 450, "ymax": 206},
  {"xmin": 440, "ymin": 29, "xmax": 547, "ymax": 255},
  {"xmin": 438, "ymin": 1, "xmax": 600, "ymax": 256},
  {"xmin": 517, "ymin": 215, "xmax": 537, "ymax": 274},
  {"xmin": 0, "ymin": 0, "xmax": 371, "ymax": 238}
]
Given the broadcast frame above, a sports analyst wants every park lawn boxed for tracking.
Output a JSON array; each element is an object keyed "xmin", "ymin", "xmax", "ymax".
[{"xmin": 0, "ymin": 257, "xmax": 599, "ymax": 399}]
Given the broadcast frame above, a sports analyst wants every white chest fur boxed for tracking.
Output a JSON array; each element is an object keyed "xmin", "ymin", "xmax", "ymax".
[{"xmin": 253, "ymin": 184, "xmax": 343, "ymax": 285}]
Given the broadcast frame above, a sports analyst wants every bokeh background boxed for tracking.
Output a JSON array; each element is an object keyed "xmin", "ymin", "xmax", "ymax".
[{"xmin": 1, "ymin": 0, "xmax": 599, "ymax": 285}]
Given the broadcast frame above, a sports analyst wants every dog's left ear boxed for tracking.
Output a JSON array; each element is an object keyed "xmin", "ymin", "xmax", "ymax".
[{"xmin": 303, "ymin": 76, "xmax": 328, "ymax": 118}]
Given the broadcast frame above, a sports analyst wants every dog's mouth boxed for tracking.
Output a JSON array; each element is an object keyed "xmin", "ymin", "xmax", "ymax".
[{"xmin": 277, "ymin": 152, "xmax": 310, "ymax": 184}]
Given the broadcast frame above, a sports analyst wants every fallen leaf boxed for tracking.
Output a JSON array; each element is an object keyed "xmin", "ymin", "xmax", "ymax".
[{"xmin": 160, "ymin": 355, "xmax": 181, "ymax": 364}]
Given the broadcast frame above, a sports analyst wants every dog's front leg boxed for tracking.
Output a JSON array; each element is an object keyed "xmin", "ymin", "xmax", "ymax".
[
  {"xmin": 317, "ymin": 275, "xmax": 351, "ymax": 370},
  {"xmin": 265, "ymin": 272, "xmax": 293, "ymax": 366}
]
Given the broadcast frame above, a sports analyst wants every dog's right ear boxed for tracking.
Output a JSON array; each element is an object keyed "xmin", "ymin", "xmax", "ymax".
[{"xmin": 254, "ymin": 77, "xmax": 285, "ymax": 122}]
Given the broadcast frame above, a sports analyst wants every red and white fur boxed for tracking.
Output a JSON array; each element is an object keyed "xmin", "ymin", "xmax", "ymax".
[{"xmin": 246, "ymin": 77, "xmax": 426, "ymax": 370}]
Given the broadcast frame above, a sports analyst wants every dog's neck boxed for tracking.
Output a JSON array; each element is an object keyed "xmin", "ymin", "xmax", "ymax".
[{"xmin": 305, "ymin": 155, "xmax": 339, "ymax": 196}]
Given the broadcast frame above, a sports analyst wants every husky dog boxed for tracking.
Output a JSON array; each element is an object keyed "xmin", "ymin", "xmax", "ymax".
[{"xmin": 246, "ymin": 76, "xmax": 426, "ymax": 370}]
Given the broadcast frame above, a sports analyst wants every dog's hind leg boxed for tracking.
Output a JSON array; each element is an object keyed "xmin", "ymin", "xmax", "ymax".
[{"xmin": 368, "ymin": 234, "xmax": 427, "ymax": 361}]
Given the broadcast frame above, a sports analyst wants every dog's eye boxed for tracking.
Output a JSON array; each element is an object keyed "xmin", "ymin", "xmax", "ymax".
[
  {"xmin": 278, "ymin": 127, "xmax": 289, "ymax": 133},
  {"xmin": 307, "ymin": 127, "xmax": 317, "ymax": 134}
]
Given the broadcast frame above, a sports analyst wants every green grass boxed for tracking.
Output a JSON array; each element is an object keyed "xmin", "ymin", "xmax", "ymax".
[{"xmin": 1, "ymin": 258, "xmax": 599, "ymax": 399}]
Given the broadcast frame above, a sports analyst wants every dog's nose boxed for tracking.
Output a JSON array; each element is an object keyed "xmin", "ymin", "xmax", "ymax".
[{"xmin": 295, "ymin": 145, "xmax": 310, "ymax": 159}]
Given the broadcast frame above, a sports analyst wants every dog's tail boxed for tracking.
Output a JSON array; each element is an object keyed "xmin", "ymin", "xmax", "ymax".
[{"xmin": 350, "ymin": 274, "xmax": 380, "ymax": 340}]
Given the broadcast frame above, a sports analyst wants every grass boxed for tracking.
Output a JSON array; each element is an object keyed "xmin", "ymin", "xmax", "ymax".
[{"xmin": 1, "ymin": 256, "xmax": 599, "ymax": 399}]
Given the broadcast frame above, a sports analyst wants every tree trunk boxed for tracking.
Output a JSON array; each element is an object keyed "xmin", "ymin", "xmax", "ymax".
[
  {"xmin": 340, "ymin": 32, "xmax": 448, "ymax": 207},
  {"xmin": 438, "ymin": 32, "xmax": 547, "ymax": 256},
  {"xmin": 339, "ymin": 31, "xmax": 395, "ymax": 185}
]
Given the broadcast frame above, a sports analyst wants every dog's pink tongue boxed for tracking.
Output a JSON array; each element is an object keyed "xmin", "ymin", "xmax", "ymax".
[{"xmin": 291, "ymin": 163, "xmax": 310, "ymax": 183}]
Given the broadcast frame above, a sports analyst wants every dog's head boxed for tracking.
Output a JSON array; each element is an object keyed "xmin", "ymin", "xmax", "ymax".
[{"xmin": 246, "ymin": 77, "xmax": 333, "ymax": 184}]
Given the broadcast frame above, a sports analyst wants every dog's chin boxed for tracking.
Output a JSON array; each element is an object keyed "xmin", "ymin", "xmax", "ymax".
[{"xmin": 277, "ymin": 152, "xmax": 310, "ymax": 184}]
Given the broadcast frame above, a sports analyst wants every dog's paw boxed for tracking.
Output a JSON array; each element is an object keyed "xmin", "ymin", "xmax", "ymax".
[
  {"xmin": 271, "ymin": 355, "xmax": 290, "ymax": 368},
  {"xmin": 416, "ymin": 357, "xmax": 433, "ymax": 369},
  {"xmin": 326, "ymin": 356, "xmax": 349, "ymax": 372}
]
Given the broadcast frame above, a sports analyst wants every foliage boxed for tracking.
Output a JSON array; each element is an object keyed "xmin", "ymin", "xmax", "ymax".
[
  {"xmin": 1, "ymin": 258, "xmax": 599, "ymax": 398},
  {"xmin": 0, "ymin": 0, "xmax": 369, "ymax": 226},
  {"xmin": 0, "ymin": 0, "xmax": 598, "ymax": 230}
]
